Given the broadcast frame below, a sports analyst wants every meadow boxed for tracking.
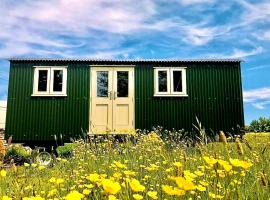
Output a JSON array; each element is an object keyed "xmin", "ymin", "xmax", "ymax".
[{"xmin": 0, "ymin": 131, "xmax": 270, "ymax": 200}]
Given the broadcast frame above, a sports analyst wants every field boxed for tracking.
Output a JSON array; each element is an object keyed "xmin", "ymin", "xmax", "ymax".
[{"xmin": 0, "ymin": 131, "xmax": 270, "ymax": 200}]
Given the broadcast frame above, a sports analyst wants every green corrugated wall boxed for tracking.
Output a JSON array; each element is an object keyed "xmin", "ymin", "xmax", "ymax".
[
  {"xmin": 5, "ymin": 61, "xmax": 244, "ymax": 142},
  {"xmin": 134, "ymin": 63, "xmax": 244, "ymax": 132},
  {"xmin": 5, "ymin": 62, "xmax": 90, "ymax": 142}
]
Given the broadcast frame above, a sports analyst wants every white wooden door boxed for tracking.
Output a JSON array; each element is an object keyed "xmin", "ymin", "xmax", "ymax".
[
  {"xmin": 90, "ymin": 67, "xmax": 134, "ymax": 133},
  {"xmin": 91, "ymin": 68, "xmax": 113, "ymax": 133},
  {"xmin": 112, "ymin": 67, "xmax": 134, "ymax": 131}
]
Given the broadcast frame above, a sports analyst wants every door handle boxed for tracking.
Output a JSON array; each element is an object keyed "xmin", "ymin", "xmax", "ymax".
[
  {"xmin": 114, "ymin": 91, "xmax": 117, "ymax": 100},
  {"xmin": 109, "ymin": 91, "xmax": 112, "ymax": 100}
]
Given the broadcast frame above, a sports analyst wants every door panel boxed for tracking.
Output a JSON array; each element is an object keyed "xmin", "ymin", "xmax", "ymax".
[
  {"xmin": 113, "ymin": 68, "xmax": 134, "ymax": 131},
  {"xmin": 91, "ymin": 68, "xmax": 113, "ymax": 133},
  {"xmin": 90, "ymin": 67, "xmax": 134, "ymax": 133}
]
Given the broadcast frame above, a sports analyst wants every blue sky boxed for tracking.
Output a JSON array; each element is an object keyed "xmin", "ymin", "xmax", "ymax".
[{"xmin": 0, "ymin": 0, "xmax": 269, "ymax": 124}]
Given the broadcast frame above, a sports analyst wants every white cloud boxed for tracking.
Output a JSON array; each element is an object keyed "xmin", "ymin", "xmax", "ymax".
[
  {"xmin": 238, "ymin": 0, "xmax": 270, "ymax": 24},
  {"xmin": 179, "ymin": 0, "xmax": 214, "ymax": 6},
  {"xmin": 252, "ymin": 101, "xmax": 270, "ymax": 110},
  {"xmin": 243, "ymin": 87, "xmax": 270, "ymax": 109},
  {"xmin": 243, "ymin": 87, "xmax": 270, "ymax": 103},
  {"xmin": 229, "ymin": 46, "xmax": 263, "ymax": 58},
  {"xmin": 257, "ymin": 31, "xmax": 270, "ymax": 40}
]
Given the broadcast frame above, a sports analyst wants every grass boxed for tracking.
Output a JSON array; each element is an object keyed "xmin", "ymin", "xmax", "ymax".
[{"xmin": 0, "ymin": 132, "xmax": 270, "ymax": 200}]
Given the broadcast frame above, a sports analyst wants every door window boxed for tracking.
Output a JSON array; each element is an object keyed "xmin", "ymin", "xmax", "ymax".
[
  {"xmin": 96, "ymin": 71, "xmax": 109, "ymax": 97},
  {"xmin": 117, "ymin": 71, "xmax": 129, "ymax": 97}
]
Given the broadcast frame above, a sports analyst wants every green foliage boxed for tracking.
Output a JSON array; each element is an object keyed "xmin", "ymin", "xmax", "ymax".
[
  {"xmin": 249, "ymin": 117, "xmax": 270, "ymax": 132},
  {"xmin": 5, "ymin": 144, "xmax": 31, "ymax": 159},
  {"xmin": 56, "ymin": 143, "xmax": 76, "ymax": 158}
]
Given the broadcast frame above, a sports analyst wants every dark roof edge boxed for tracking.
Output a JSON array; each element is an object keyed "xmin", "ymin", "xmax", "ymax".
[{"xmin": 9, "ymin": 58, "xmax": 242, "ymax": 63}]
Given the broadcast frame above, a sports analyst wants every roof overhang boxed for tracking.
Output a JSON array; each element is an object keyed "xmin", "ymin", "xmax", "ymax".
[{"xmin": 9, "ymin": 58, "xmax": 242, "ymax": 63}]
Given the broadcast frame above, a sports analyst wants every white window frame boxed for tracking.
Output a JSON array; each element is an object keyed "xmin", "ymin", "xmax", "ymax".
[
  {"xmin": 154, "ymin": 67, "xmax": 187, "ymax": 97},
  {"xmin": 154, "ymin": 68, "xmax": 170, "ymax": 96},
  {"xmin": 32, "ymin": 66, "xmax": 67, "ymax": 96}
]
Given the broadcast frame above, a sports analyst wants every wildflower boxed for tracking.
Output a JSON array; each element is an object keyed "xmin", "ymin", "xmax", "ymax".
[
  {"xmin": 165, "ymin": 167, "xmax": 173, "ymax": 173},
  {"xmin": 86, "ymin": 173, "xmax": 101, "ymax": 183},
  {"xmin": 209, "ymin": 192, "xmax": 224, "ymax": 199},
  {"xmin": 162, "ymin": 185, "xmax": 185, "ymax": 196},
  {"xmin": 47, "ymin": 189, "xmax": 57, "ymax": 197},
  {"xmin": 108, "ymin": 195, "xmax": 118, "ymax": 200},
  {"xmin": 129, "ymin": 178, "xmax": 145, "ymax": 192},
  {"xmin": 124, "ymin": 170, "xmax": 136, "ymax": 176},
  {"xmin": 2, "ymin": 196, "xmax": 12, "ymax": 200},
  {"xmin": 64, "ymin": 191, "xmax": 84, "ymax": 200},
  {"xmin": 102, "ymin": 179, "xmax": 121, "ymax": 195},
  {"xmin": 82, "ymin": 189, "xmax": 91, "ymax": 195},
  {"xmin": 113, "ymin": 161, "xmax": 127, "ymax": 169},
  {"xmin": 0, "ymin": 169, "xmax": 6, "ymax": 177},
  {"xmin": 31, "ymin": 163, "xmax": 37, "ymax": 168},
  {"xmin": 175, "ymin": 177, "xmax": 196, "ymax": 191},
  {"xmin": 199, "ymin": 181, "xmax": 209, "ymax": 187},
  {"xmin": 49, "ymin": 177, "xmax": 56, "ymax": 183},
  {"xmin": 38, "ymin": 166, "xmax": 45, "ymax": 170},
  {"xmin": 133, "ymin": 194, "xmax": 143, "ymax": 200},
  {"xmin": 56, "ymin": 178, "xmax": 64, "ymax": 185},
  {"xmin": 173, "ymin": 162, "xmax": 182, "ymax": 168},
  {"xmin": 218, "ymin": 160, "xmax": 232, "ymax": 172},
  {"xmin": 196, "ymin": 185, "xmax": 206, "ymax": 192},
  {"xmin": 229, "ymin": 158, "xmax": 253, "ymax": 169},
  {"xmin": 147, "ymin": 191, "xmax": 158, "ymax": 199},
  {"xmin": 203, "ymin": 156, "xmax": 217, "ymax": 166},
  {"xmin": 113, "ymin": 172, "xmax": 122, "ymax": 178},
  {"xmin": 24, "ymin": 163, "xmax": 30, "ymax": 167},
  {"xmin": 85, "ymin": 184, "xmax": 94, "ymax": 189},
  {"xmin": 194, "ymin": 170, "xmax": 204, "ymax": 176}
]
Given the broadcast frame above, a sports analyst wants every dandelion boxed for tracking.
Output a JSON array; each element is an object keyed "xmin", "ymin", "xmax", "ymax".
[
  {"xmin": 129, "ymin": 178, "xmax": 145, "ymax": 192},
  {"xmin": 24, "ymin": 163, "xmax": 30, "ymax": 167},
  {"xmin": 2, "ymin": 196, "xmax": 12, "ymax": 200},
  {"xmin": 38, "ymin": 166, "xmax": 45, "ymax": 170},
  {"xmin": 229, "ymin": 158, "xmax": 253, "ymax": 169},
  {"xmin": 196, "ymin": 185, "xmax": 206, "ymax": 192},
  {"xmin": 108, "ymin": 195, "xmax": 118, "ymax": 200},
  {"xmin": 102, "ymin": 179, "xmax": 121, "ymax": 195},
  {"xmin": 175, "ymin": 177, "xmax": 196, "ymax": 191},
  {"xmin": 147, "ymin": 191, "xmax": 158, "ymax": 199},
  {"xmin": 82, "ymin": 189, "xmax": 91, "ymax": 195},
  {"xmin": 209, "ymin": 192, "xmax": 224, "ymax": 199},
  {"xmin": 64, "ymin": 191, "xmax": 84, "ymax": 200},
  {"xmin": 0, "ymin": 169, "xmax": 6, "ymax": 177},
  {"xmin": 56, "ymin": 178, "xmax": 64, "ymax": 185},
  {"xmin": 133, "ymin": 194, "xmax": 143, "ymax": 200}
]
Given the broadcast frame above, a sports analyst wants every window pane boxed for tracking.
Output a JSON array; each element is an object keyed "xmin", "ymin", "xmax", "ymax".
[
  {"xmin": 53, "ymin": 70, "xmax": 63, "ymax": 92},
  {"xmin": 97, "ymin": 71, "xmax": 108, "ymax": 97},
  {"xmin": 158, "ymin": 71, "xmax": 167, "ymax": 92},
  {"xmin": 38, "ymin": 70, "xmax": 48, "ymax": 92},
  {"xmin": 173, "ymin": 71, "xmax": 182, "ymax": 92},
  {"xmin": 117, "ymin": 71, "xmax": 128, "ymax": 97}
]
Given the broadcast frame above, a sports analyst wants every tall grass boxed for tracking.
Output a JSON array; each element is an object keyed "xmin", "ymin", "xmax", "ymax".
[{"xmin": 0, "ymin": 132, "xmax": 269, "ymax": 199}]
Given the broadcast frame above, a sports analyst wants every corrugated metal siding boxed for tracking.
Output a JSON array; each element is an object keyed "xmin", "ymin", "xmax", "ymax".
[
  {"xmin": 5, "ymin": 61, "xmax": 244, "ymax": 142},
  {"xmin": 5, "ymin": 62, "xmax": 89, "ymax": 142},
  {"xmin": 134, "ymin": 62, "xmax": 244, "ymax": 132}
]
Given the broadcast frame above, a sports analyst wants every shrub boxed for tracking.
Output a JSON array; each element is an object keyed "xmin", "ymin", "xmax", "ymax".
[
  {"xmin": 249, "ymin": 117, "xmax": 270, "ymax": 132},
  {"xmin": 5, "ymin": 144, "xmax": 31, "ymax": 158},
  {"xmin": 56, "ymin": 143, "xmax": 76, "ymax": 158}
]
